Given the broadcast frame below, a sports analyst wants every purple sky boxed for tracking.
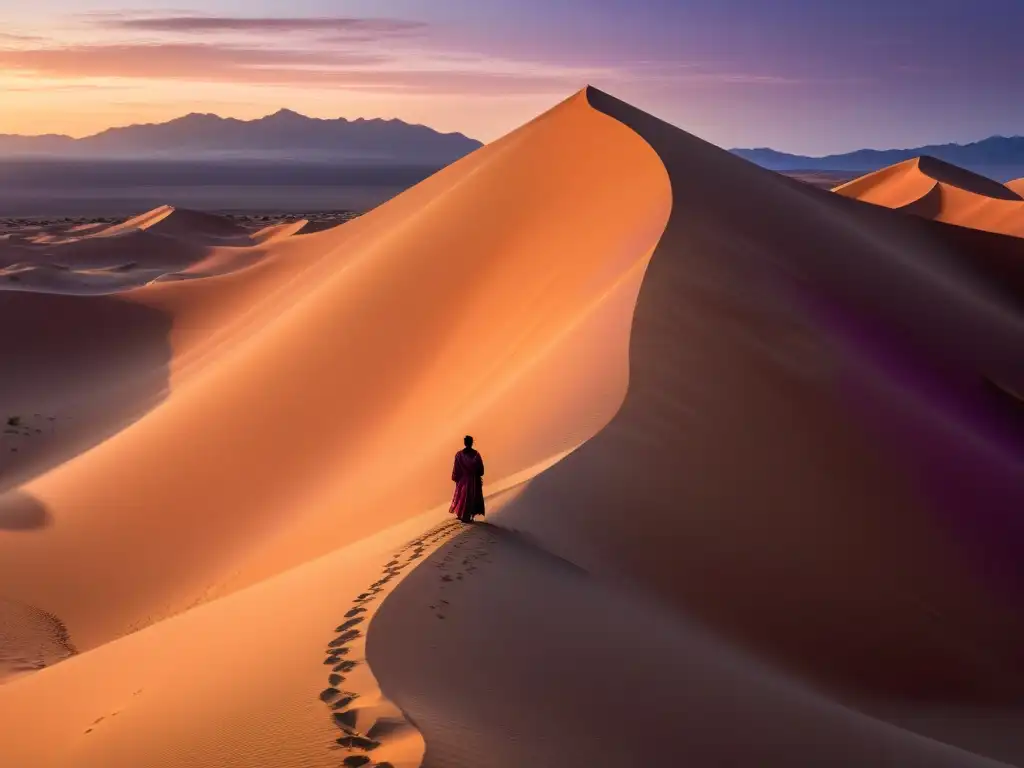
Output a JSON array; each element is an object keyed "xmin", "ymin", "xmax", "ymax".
[{"xmin": 3, "ymin": 0, "xmax": 1023, "ymax": 153}]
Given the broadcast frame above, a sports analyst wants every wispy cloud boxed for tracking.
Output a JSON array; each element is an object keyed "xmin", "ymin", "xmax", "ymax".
[
  {"xmin": 107, "ymin": 15, "xmax": 427, "ymax": 37},
  {"xmin": 0, "ymin": 31, "xmax": 46, "ymax": 44},
  {"xmin": 2, "ymin": 82, "xmax": 131, "ymax": 92},
  {"xmin": 0, "ymin": 43, "xmax": 386, "ymax": 79},
  {"xmin": 0, "ymin": 42, "xmax": 587, "ymax": 95},
  {"xmin": 0, "ymin": 13, "xmax": 808, "ymax": 109}
]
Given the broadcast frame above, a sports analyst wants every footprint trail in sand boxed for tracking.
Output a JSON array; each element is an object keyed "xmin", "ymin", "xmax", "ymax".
[
  {"xmin": 321, "ymin": 518, "xmax": 466, "ymax": 766},
  {"xmin": 429, "ymin": 526, "xmax": 497, "ymax": 619}
]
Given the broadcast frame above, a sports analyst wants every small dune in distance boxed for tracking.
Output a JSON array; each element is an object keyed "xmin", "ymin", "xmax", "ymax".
[
  {"xmin": 1, "ymin": 87, "xmax": 1023, "ymax": 768},
  {"xmin": 835, "ymin": 156, "xmax": 1024, "ymax": 237}
]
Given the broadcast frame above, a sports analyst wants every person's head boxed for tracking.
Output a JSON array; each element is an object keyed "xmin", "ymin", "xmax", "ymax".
[{"xmin": 464, "ymin": 435, "xmax": 474, "ymax": 449}]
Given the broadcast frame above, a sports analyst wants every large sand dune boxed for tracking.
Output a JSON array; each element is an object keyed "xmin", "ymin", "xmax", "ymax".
[{"xmin": 1, "ymin": 88, "xmax": 1023, "ymax": 767}]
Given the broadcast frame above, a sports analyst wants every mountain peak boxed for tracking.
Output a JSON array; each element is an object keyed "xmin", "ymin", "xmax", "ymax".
[
  {"xmin": 178, "ymin": 112, "xmax": 222, "ymax": 121},
  {"xmin": 264, "ymin": 108, "xmax": 309, "ymax": 121}
]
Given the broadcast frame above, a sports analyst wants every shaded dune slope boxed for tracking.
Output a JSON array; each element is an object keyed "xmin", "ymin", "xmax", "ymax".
[
  {"xmin": 367, "ymin": 88, "xmax": 1024, "ymax": 766},
  {"xmin": 502, "ymin": 88, "xmax": 1024, "ymax": 702},
  {"xmin": 835, "ymin": 156, "xmax": 1024, "ymax": 237}
]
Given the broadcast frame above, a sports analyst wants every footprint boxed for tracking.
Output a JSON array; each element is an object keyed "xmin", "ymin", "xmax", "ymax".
[
  {"xmin": 334, "ymin": 629, "xmax": 362, "ymax": 644},
  {"xmin": 367, "ymin": 719, "xmax": 409, "ymax": 740},
  {"xmin": 337, "ymin": 735, "xmax": 380, "ymax": 750},
  {"xmin": 333, "ymin": 710, "xmax": 358, "ymax": 729},
  {"xmin": 335, "ymin": 617, "xmax": 365, "ymax": 633},
  {"xmin": 343, "ymin": 756, "xmax": 372, "ymax": 767},
  {"xmin": 320, "ymin": 688, "xmax": 342, "ymax": 703}
]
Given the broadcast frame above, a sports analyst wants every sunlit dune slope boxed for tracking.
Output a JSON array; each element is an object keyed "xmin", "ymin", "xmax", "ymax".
[
  {"xmin": 0, "ymin": 88, "xmax": 669, "ymax": 768},
  {"xmin": 0, "ymin": 89, "xmax": 671, "ymax": 654},
  {"xmin": 835, "ymin": 156, "xmax": 1024, "ymax": 237},
  {"xmin": 250, "ymin": 219, "xmax": 310, "ymax": 244},
  {"xmin": 0, "ymin": 506, "xmax": 458, "ymax": 768}
]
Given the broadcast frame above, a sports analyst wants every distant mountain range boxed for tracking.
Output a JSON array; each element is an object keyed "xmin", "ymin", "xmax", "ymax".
[
  {"xmin": 0, "ymin": 110, "xmax": 482, "ymax": 165},
  {"xmin": 732, "ymin": 136, "xmax": 1024, "ymax": 181}
]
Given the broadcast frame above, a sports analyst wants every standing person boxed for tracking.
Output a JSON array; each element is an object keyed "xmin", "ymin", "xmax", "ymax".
[{"xmin": 450, "ymin": 435, "xmax": 485, "ymax": 523}]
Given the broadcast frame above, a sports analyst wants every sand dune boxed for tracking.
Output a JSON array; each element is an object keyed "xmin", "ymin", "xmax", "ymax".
[
  {"xmin": 835, "ymin": 156, "xmax": 1024, "ymax": 237},
  {"xmin": 2, "ymin": 87, "xmax": 1023, "ymax": 767},
  {"xmin": 250, "ymin": 219, "xmax": 310, "ymax": 244},
  {"xmin": 0, "ymin": 208, "xmax": 325, "ymax": 292},
  {"xmin": 93, "ymin": 205, "xmax": 253, "ymax": 244},
  {"xmin": 357, "ymin": 89, "xmax": 1024, "ymax": 767}
]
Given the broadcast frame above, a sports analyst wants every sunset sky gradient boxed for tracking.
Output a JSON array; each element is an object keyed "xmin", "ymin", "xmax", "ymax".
[{"xmin": 3, "ymin": 0, "xmax": 1023, "ymax": 154}]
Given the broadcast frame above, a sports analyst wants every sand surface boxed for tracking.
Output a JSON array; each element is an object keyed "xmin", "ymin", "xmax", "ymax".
[{"xmin": 2, "ymin": 88, "xmax": 1023, "ymax": 767}]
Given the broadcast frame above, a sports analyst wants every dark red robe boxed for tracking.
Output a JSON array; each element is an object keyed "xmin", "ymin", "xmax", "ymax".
[{"xmin": 450, "ymin": 449, "xmax": 485, "ymax": 521}]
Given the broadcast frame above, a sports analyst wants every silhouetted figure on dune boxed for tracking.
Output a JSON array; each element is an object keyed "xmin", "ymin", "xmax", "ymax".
[{"xmin": 450, "ymin": 435, "xmax": 485, "ymax": 523}]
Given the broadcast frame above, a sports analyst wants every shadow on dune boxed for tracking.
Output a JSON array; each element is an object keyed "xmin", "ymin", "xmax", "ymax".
[
  {"xmin": 483, "ymin": 86, "xmax": 1024, "ymax": 709},
  {"xmin": 914, "ymin": 156, "xmax": 1022, "ymax": 201},
  {"xmin": 0, "ymin": 291, "xmax": 172, "ymax": 494},
  {"xmin": 490, "ymin": 87, "xmax": 1024, "ymax": 707},
  {"xmin": 0, "ymin": 492, "xmax": 51, "ymax": 530}
]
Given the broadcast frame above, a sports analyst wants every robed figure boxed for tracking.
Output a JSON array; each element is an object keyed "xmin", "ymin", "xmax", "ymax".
[{"xmin": 450, "ymin": 435, "xmax": 485, "ymax": 522}]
